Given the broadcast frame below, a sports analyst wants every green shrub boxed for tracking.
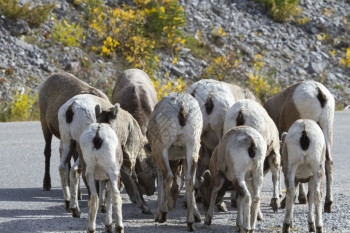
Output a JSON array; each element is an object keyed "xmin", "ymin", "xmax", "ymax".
[
  {"xmin": 0, "ymin": 0, "xmax": 55, "ymax": 27},
  {"xmin": 0, "ymin": 91, "xmax": 39, "ymax": 122},
  {"xmin": 256, "ymin": 0, "xmax": 301, "ymax": 22},
  {"xmin": 52, "ymin": 18, "xmax": 85, "ymax": 47}
]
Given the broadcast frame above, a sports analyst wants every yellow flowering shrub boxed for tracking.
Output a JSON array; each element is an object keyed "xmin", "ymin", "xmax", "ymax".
[
  {"xmin": 76, "ymin": 0, "xmax": 185, "ymax": 76},
  {"xmin": 246, "ymin": 54, "xmax": 280, "ymax": 102},
  {"xmin": 0, "ymin": 91, "xmax": 39, "ymax": 122},
  {"xmin": 152, "ymin": 77, "xmax": 187, "ymax": 100},
  {"xmin": 340, "ymin": 48, "xmax": 350, "ymax": 69},
  {"xmin": 201, "ymin": 53, "xmax": 239, "ymax": 81}
]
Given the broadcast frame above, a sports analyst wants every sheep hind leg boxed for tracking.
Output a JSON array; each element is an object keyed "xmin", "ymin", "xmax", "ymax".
[
  {"xmin": 283, "ymin": 166, "xmax": 297, "ymax": 233},
  {"xmin": 121, "ymin": 167, "xmax": 151, "ymax": 214},
  {"xmin": 99, "ymin": 180, "xmax": 107, "ymax": 213},
  {"xmin": 155, "ymin": 167, "xmax": 167, "ymax": 223},
  {"xmin": 307, "ymin": 179, "xmax": 316, "ymax": 232},
  {"xmin": 86, "ymin": 168, "xmax": 98, "ymax": 233},
  {"xmin": 268, "ymin": 153, "xmax": 280, "ymax": 212},
  {"xmin": 204, "ymin": 172, "xmax": 225, "ymax": 226},
  {"xmin": 69, "ymin": 163, "xmax": 81, "ymax": 218},
  {"xmin": 58, "ymin": 141, "xmax": 71, "ymax": 212},
  {"xmin": 42, "ymin": 127, "xmax": 52, "ymax": 191},
  {"xmin": 324, "ymin": 159, "xmax": 333, "ymax": 213},
  {"xmin": 314, "ymin": 176, "xmax": 323, "ymax": 233},
  {"xmin": 106, "ymin": 172, "xmax": 124, "ymax": 233}
]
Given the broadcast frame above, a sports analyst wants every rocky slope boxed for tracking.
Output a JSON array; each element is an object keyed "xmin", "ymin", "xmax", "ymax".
[{"xmin": 0, "ymin": 0, "xmax": 349, "ymax": 109}]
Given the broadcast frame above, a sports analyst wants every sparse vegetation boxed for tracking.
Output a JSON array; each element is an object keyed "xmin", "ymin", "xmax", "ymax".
[
  {"xmin": 0, "ymin": 0, "xmax": 55, "ymax": 27},
  {"xmin": 256, "ymin": 0, "xmax": 301, "ymax": 22}
]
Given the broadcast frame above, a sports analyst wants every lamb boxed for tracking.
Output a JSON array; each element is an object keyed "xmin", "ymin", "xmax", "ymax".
[
  {"xmin": 111, "ymin": 68, "xmax": 157, "ymax": 135},
  {"xmin": 264, "ymin": 80, "xmax": 334, "ymax": 213},
  {"xmin": 281, "ymin": 119, "xmax": 325, "ymax": 233},
  {"xmin": 185, "ymin": 79, "xmax": 257, "ymax": 203},
  {"xmin": 146, "ymin": 93, "xmax": 202, "ymax": 232},
  {"xmin": 38, "ymin": 72, "xmax": 109, "ymax": 191},
  {"xmin": 79, "ymin": 123, "xmax": 124, "ymax": 233},
  {"xmin": 58, "ymin": 94, "xmax": 155, "ymax": 216},
  {"xmin": 198, "ymin": 126, "xmax": 266, "ymax": 233},
  {"xmin": 223, "ymin": 99, "xmax": 281, "ymax": 212}
]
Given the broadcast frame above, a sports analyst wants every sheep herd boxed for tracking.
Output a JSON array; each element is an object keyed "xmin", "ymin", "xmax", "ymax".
[{"xmin": 38, "ymin": 69, "xmax": 334, "ymax": 233}]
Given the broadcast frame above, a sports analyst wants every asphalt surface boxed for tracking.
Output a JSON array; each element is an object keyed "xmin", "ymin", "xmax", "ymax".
[{"xmin": 0, "ymin": 112, "xmax": 349, "ymax": 233}]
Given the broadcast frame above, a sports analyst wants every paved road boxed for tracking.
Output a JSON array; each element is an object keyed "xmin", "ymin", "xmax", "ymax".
[{"xmin": 0, "ymin": 112, "xmax": 349, "ymax": 232}]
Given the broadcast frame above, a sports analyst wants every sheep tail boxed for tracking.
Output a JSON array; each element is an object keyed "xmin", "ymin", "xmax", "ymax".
[
  {"xmin": 66, "ymin": 103, "xmax": 74, "ymax": 123},
  {"xmin": 178, "ymin": 101, "xmax": 187, "ymax": 127},
  {"xmin": 236, "ymin": 109, "xmax": 245, "ymax": 126},
  {"xmin": 248, "ymin": 136, "xmax": 257, "ymax": 158},
  {"xmin": 317, "ymin": 86, "xmax": 327, "ymax": 108},
  {"xmin": 93, "ymin": 125, "xmax": 103, "ymax": 150},
  {"xmin": 205, "ymin": 91, "xmax": 214, "ymax": 115},
  {"xmin": 300, "ymin": 129, "xmax": 310, "ymax": 151}
]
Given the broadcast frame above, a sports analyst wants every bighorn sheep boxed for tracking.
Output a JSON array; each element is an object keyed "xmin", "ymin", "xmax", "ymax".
[
  {"xmin": 38, "ymin": 72, "xmax": 109, "ymax": 191},
  {"xmin": 79, "ymin": 123, "xmax": 124, "ymax": 233},
  {"xmin": 185, "ymin": 79, "xmax": 257, "ymax": 204},
  {"xmin": 58, "ymin": 94, "xmax": 155, "ymax": 216},
  {"xmin": 147, "ymin": 93, "xmax": 202, "ymax": 232},
  {"xmin": 112, "ymin": 68, "xmax": 157, "ymax": 135},
  {"xmin": 198, "ymin": 126, "xmax": 266, "ymax": 233},
  {"xmin": 224, "ymin": 99, "xmax": 281, "ymax": 212},
  {"xmin": 281, "ymin": 119, "xmax": 325, "ymax": 233},
  {"xmin": 264, "ymin": 80, "xmax": 334, "ymax": 213}
]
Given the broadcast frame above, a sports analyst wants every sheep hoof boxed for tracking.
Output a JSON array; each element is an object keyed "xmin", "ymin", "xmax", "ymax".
[
  {"xmin": 43, "ymin": 177, "xmax": 51, "ymax": 191},
  {"xmin": 282, "ymin": 223, "xmax": 290, "ymax": 233},
  {"xmin": 204, "ymin": 217, "xmax": 211, "ymax": 226},
  {"xmin": 141, "ymin": 205, "xmax": 152, "ymax": 215},
  {"xmin": 324, "ymin": 201, "xmax": 332, "ymax": 213},
  {"xmin": 231, "ymin": 199, "xmax": 237, "ymax": 208},
  {"xmin": 100, "ymin": 205, "xmax": 106, "ymax": 213},
  {"xmin": 194, "ymin": 214, "xmax": 201, "ymax": 223},
  {"xmin": 64, "ymin": 200, "xmax": 70, "ymax": 212},
  {"xmin": 155, "ymin": 211, "xmax": 167, "ymax": 223},
  {"xmin": 257, "ymin": 211, "xmax": 263, "ymax": 221},
  {"xmin": 217, "ymin": 202, "xmax": 227, "ymax": 212},
  {"xmin": 71, "ymin": 208, "xmax": 81, "ymax": 218},
  {"xmin": 280, "ymin": 197, "xmax": 286, "ymax": 209},
  {"xmin": 298, "ymin": 196, "xmax": 307, "ymax": 204},
  {"xmin": 187, "ymin": 222, "xmax": 195, "ymax": 232},
  {"xmin": 316, "ymin": 226, "xmax": 323, "ymax": 233},
  {"xmin": 87, "ymin": 228, "xmax": 95, "ymax": 233},
  {"xmin": 308, "ymin": 222, "xmax": 315, "ymax": 232},
  {"xmin": 271, "ymin": 198, "xmax": 278, "ymax": 212},
  {"xmin": 115, "ymin": 226, "xmax": 124, "ymax": 233},
  {"xmin": 105, "ymin": 224, "xmax": 113, "ymax": 233}
]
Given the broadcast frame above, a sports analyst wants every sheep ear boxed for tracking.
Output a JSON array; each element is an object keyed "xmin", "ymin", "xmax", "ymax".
[
  {"xmin": 144, "ymin": 143, "xmax": 152, "ymax": 155},
  {"xmin": 95, "ymin": 105, "xmax": 101, "ymax": 118},
  {"xmin": 281, "ymin": 132, "xmax": 287, "ymax": 145},
  {"xmin": 111, "ymin": 103, "xmax": 120, "ymax": 118},
  {"xmin": 202, "ymin": 170, "xmax": 211, "ymax": 185}
]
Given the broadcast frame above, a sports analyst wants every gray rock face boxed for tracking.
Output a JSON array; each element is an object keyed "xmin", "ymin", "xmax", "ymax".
[{"xmin": 0, "ymin": 0, "xmax": 349, "ymax": 108}]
